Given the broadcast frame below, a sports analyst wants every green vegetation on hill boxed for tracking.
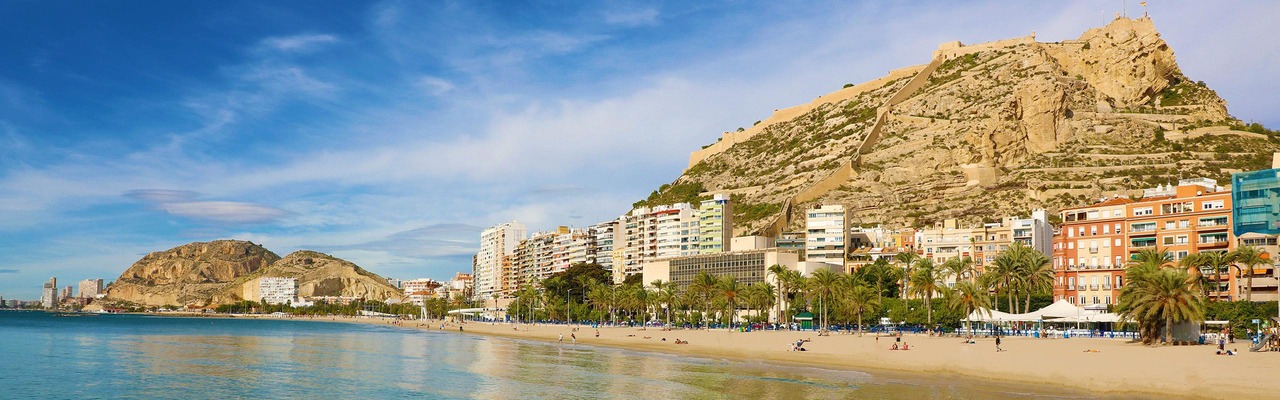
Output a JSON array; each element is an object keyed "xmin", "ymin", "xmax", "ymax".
[{"xmin": 633, "ymin": 181, "xmax": 707, "ymax": 208}]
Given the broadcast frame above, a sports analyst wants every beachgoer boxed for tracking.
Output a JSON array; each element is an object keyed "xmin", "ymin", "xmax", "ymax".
[
  {"xmin": 995, "ymin": 336, "xmax": 1003, "ymax": 352},
  {"xmin": 902, "ymin": 343, "xmax": 909, "ymax": 350},
  {"xmin": 571, "ymin": 333, "xmax": 576, "ymax": 344},
  {"xmin": 559, "ymin": 333, "xmax": 564, "ymax": 344},
  {"xmin": 595, "ymin": 329, "xmax": 600, "ymax": 338}
]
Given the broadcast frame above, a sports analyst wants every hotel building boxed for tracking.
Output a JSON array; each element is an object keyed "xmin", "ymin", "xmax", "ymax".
[
  {"xmin": 78, "ymin": 279, "xmax": 103, "ymax": 299},
  {"xmin": 41, "ymin": 277, "xmax": 57, "ymax": 309}
]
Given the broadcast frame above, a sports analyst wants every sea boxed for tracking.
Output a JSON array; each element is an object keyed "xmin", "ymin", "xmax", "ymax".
[{"xmin": 0, "ymin": 310, "xmax": 1113, "ymax": 399}]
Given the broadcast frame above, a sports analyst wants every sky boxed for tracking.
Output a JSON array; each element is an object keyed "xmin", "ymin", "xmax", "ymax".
[{"xmin": 1, "ymin": 1, "xmax": 1277, "ymax": 300}]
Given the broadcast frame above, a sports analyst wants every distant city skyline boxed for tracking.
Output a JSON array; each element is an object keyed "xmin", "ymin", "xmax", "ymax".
[{"xmin": 2, "ymin": 1, "xmax": 1278, "ymax": 299}]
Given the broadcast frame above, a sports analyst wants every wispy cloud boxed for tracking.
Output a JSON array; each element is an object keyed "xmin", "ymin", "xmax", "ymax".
[
  {"xmin": 414, "ymin": 76, "xmax": 454, "ymax": 96},
  {"xmin": 158, "ymin": 201, "xmax": 290, "ymax": 224},
  {"xmin": 126, "ymin": 190, "xmax": 290, "ymax": 224},
  {"xmin": 603, "ymin": 6, "xmax": 660, "ymax": 27},
  {"xmin": 0, "ymin": 269, "xmax": 18, "ymax": 274},
  {"xmin": 260, "ymin": 34, "xmax": 339, "ymax": 53}
]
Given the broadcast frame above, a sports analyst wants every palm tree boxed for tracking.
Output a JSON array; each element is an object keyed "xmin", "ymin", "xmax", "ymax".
[
  {"xmin": 690, "ymin": 271, "xmax": 717, "ymax": 329},
  {"xmin": 1198, "ymin": 251, "xmax": 1236, "ymax": 300},
  {"xmin": 767, "ymin": 264, "xmax": 787, "ymax": 324},
  {"xmin": 1118, "ymin": 267, "xmax": 1204, "ymax": 344},
  {"xmin": 895, "ymin": 251, "xmax": 921, "ymax": 299},
  {"xmin": 950, "ymin": 280, "xmax": 992, "ymax": 335},
  {"xmin": 840, "ymin": 277, "xmax": 880, "ymax": 335},
  {"xmin": 651, "ymin": 280, "xmax": 675, "ymax": 329},
  {"xmin": 807, "ymin": 269, "xmax": 841, "ymax": 332},
  {"xmin": 780, "ymin": 269, "xmax": 804, "ymax": 329},
  {"xmin": 943, "ymin": 256, "xmax": 976, "ymax": 285},
  {"xmin": 1177, "ymin": 253, "xmax": 1209, "ymax": 297},
  {"xmin": 909, "ymin": 259, "xmax": 943, "ymax": 325},
  {"xmin": 989, "ymin": 251, "xmax": 1019, "ymax": 313},
  {"xmin": 753, "ymin": 282, "xmax": 777, "ymax": 325},
  {"xmin": 716, "ymin": 276, "xmax": 742, "ymax": 330},
  {"xmin": 1131, "ymin": 247, "xmax": 1174, "ymax": 269},
  {"xmin": 1018, "ymin": 250, "xmax": 1055, "ymax": 312},
  {"xmin": 1231, "ymin": 246, "xmax": 1268, "ymax": 302}
]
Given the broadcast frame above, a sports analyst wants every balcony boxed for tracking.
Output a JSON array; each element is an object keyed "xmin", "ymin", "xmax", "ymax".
[
  {"xmin": 1089, "ymin": 284, "xmax": 1100, "ymax": 291},
  {"xmin": 1198, "ymin": 240, "xmax": 1229, "ymax": 248},
  {"xmin": 1088, "ymin": 247, "xmax": 1099, "ymax": 254}
]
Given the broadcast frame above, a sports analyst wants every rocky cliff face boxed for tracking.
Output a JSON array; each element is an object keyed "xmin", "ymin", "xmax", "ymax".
[
  {"xmin": 105, "ymin": 241, "xmax": 404, "ymax": 307},
  {"xmin": 107, "ymin": 240, "xmax": 280, "ymax": 306},
  {"xmin": 655, "ymin": 17, "xmax": 1276, "ymax": 233}
]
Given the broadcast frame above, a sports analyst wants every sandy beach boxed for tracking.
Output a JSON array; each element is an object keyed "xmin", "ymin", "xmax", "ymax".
[{"xmin": 234, "ymin": 314, "xmax": 1277, "ymax": 399}]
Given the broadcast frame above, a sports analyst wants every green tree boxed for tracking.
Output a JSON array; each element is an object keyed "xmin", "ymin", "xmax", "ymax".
[
  {"xmin": 807, "ymin": 268, "xmax": 841, "ymax": 331},
  {"xmin": 909, "ymin": 259, "xmax": 944, "ymax": 325},
  {"xmin": 690, "ymin": 271, "xmax": 718, "ymax": 329},
  {"xmin": 894, "ymin": 251, "xmax": 921, "ymax": 299},
  {"xmin": 949, "ymin": 280, "xmax": 991, "ymax": 335},
  {"xmin": 840, "ymin": 277, "xmax": 880, "ymax": 335},
  {"xmin": 717, "ymin": 276, "xmax": 743, "ymax": 329},
  {"xmin": 1118, "ymin": 267, "xmax": 1205, "ymax": 344},
  {"xmin": 1230, "ymin": 246, "xmax": 1268, "ymax": 302}
]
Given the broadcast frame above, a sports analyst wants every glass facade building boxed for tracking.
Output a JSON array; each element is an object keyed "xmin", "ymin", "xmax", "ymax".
[{"xmin": 1232, "ymin": 168, "xmax": 1280, "ymax": 235}]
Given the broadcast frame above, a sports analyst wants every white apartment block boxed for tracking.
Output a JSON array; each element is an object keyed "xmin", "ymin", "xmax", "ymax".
[
  {"xmin": 806, "ymin": 204, "xmax": 849, "ymax": 266},
  {"xmin": 259, "ymin": 277, "xmax": 298, "ymax": 305},
  {"xmin": 619, "ymin": 203, "xmax": 702, "ymax": 283},
  {"xmin": 916, "ymin": 210, "xmax": 1053, "ymax": 287},
  {"xmin": 402, "ymin": 278, "xmax": 439, "ymax": 296},
  {"xmin": 474, "ymin": 221, "xmax": 526, "ymax": 301}
]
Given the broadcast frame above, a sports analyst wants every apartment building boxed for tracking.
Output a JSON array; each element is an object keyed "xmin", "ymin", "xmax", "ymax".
[
  {"xmin": 474, "ymin": 221, "xmax": 526, "ymax": 301},
  {"xmin": 1053, "ymin": 197, "xmax": 1132, "ymax": 306},
  {"xmin": 1232, "ymin": 166, "xmax": 1280, "ymax": 302},
  {"xmin": 918, "ymin": 211, "xmax": 1053, "ymax": 287},
  {"xmin": 806, "ymin": 204, "xmax": 849, "ymax": 266},
  {"xmin": 588, "ymin": 220, "xmax": 618, "ymax": 272},
  {"xmin": 698, "ymin": 194, "xmax": 734, "ymax": 254},
  {"xmin": 78, "ymin": 279, "xmax": 104, "ymax": 299},
  {"xmin": 620, "ymin": 203, "xmax": 700, "ymax": 283},
  {"xmin": 259, "ymin": 277, "xmax": 298, "ymax": 305},
  {"xmin": 1054, "ymin": 178, "xmax": 1238, "ymax": 305}
]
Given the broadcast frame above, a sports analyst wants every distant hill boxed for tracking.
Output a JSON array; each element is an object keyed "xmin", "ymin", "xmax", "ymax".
[
  {"xmin": 646, "ymin": 16, "xmax": 1278, "ymax": 234},
  {"xmin": 104, "ymin": 240, "xmax": 404, "ymax": 307}
]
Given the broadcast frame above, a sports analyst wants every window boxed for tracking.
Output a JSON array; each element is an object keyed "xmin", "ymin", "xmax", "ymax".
[
  {"xmin": 1093, "ymin": 296, "xmax": 1100, "ymax": 304},
  {"xmin": 1134, "ymin": 207, "xmax": 1153, "ymax": 216},
  {"xmin": 1067, "ymin": 229, "xmax": 1074, "ymax": 238},
  {"xmin": 1114, "ymin": 256, "xmax": 1122, "ymax": 266},
  {"xmin": 1068, "ymin": 242, "xmax": 1074, "ymax": 249},
  {"xmin": 1163, "ymin": 236, "xmax": 1174, "ymax": 245},
  {"xmin": 1165, "ymin": 221, "xmax": 1176, "ymax": 230},
  {"xmin": 1090, "ymin": 227, "xmax": 1098, "ymax": 235},
  {"xmin": 1105, "ymin": 296, "xmax": 1112, "ymax": 304},
  {"xmin": 1115, "ymin": 223, "xmax": 1122, "ymax": 233},
  {"xmin": 1176, "ymin": 235, "xmax": 1188, "ymax": 245},
  {"xmin": 1103, "ymin": 225, "xmax": 1110, "ymax": 234},
  {"xmin": 1178, "ymin": 220, "xmax": 1190, "ymax": 229},
  {"xmin": 1114, "ymin": 238, "xmax": 1121, "ymax": 247},
  {"xmin": 1176, "ymin": 250, "xmax": 1189, "ymax": 260},
  {"xmin": 1069, "ymin": 296, "xmax": 1076, "ymax": 304},
  {"xmin": 1068, "ymin": 277, "xmax": 1076, "ymax": 289},
  {"xmin": 1203, "ymin": 200, "xmax": 1224, "ymax": 210},
  {"xmin": 1115, "ymin": 276, "xmax": 1123, "ymax": 288}
]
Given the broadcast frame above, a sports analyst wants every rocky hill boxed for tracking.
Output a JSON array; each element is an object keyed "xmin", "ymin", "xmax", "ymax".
[
  {"xmin": 104, "ymin": 240, "xmax": 404, "ymax": 307},
  {"xmin": 219, "ymin": 250, "xmax": 406, "ymax": 303},
  {"xmin": 644, "ymin": 16, "xmax": 1279, "ymax": 234}
]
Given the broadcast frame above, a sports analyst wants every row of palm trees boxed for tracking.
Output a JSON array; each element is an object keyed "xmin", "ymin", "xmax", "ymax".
[{"xmin": 1175, "ymin": 246, "xmax": 1269, "ymax": 301}]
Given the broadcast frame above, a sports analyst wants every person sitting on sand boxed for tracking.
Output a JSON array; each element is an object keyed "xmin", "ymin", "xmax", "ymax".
[
  {"xmin": 902, "ymin": 343, "xmax": 909, "ymax": 350},
  {"xmin": 595, "ymin": 329, "xmax": 600, "ymax": 338},
  {"xmin": 891, "ymin": 343, "xmax": 899, "ymax": 350}
]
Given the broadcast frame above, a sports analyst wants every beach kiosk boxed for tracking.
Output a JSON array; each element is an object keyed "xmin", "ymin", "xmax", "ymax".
[{"xmin": 794, "ymin": 312, "xmax": 815, "ymax": 330}]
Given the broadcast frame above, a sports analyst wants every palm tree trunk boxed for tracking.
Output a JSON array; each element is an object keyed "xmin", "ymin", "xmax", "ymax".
[
  {"xmin": 1247, "ymin": 267, "xmax": 1255, "ymax": 302},
  {"xmin": 1024, "ymin": 293, "xmax": 1031, "ymax": 314}
]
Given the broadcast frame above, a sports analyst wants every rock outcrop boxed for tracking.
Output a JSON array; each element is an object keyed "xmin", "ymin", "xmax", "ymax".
[
  {"xmin": 651, "ymin": 16, "xmax": 1277, "ymax": 234},
  {"xmin": 107, "ymin": 240, "xmax": 279, "ymax": 306},
  {"xmin": 105, "ymin": 241, "xmax": 405, "ymax": 307}
]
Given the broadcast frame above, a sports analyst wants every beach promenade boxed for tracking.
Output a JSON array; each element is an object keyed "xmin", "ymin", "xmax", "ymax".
[{"xmin": 254, "ymin": 314, "xmax": 1279, "ymax": 399}]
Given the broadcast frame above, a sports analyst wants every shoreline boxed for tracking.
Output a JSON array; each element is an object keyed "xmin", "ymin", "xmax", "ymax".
[{"xmin": 181, "ymin": 313, "xmax": 1275, "ymax": 399}]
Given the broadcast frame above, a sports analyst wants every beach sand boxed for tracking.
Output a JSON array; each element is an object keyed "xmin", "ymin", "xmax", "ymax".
[{"xmin": 237, "ymin": 315, "xmax": 1277, "ymax": 398}]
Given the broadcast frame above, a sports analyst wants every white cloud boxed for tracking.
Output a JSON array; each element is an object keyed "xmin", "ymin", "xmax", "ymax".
[
  {"xmin": 260, "ymin": 34, "xmax": 339, "ymax": 53},
  {"xmin": 414, "ymin": 76, "xmax": 454, "ymax": 96},
  {"xmin": 157, "ymin": 201, "xmax": 289, "ymax": 224}
]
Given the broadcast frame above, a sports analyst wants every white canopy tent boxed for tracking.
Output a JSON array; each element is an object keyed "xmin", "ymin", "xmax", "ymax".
[{"xmin": 966, "ymin": 300, "xmax": 1121, "ymax": 323}]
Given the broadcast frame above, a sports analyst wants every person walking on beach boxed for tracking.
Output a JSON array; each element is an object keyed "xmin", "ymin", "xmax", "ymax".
[
  {"xmin": 571, "ymin": 333, "xmax": 577, "ymax": 344},
  {"xmin": 559, "ymin": 333, "xmax": 564, "ymax": 344},
  {"xmin": 996, "ymin": 335, "xmax": 1004, "ymax": 352}
]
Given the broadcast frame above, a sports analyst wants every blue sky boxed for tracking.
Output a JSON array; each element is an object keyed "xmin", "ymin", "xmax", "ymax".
[{"xmin": 1, "ymin": 1, "xmax": 1277, "ymax": 300}]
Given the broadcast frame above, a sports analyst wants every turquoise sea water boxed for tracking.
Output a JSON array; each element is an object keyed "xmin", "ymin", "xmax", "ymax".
[{"xmin": 0, "ymin": 310, "xmax": 1111, "ymax": 399}]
